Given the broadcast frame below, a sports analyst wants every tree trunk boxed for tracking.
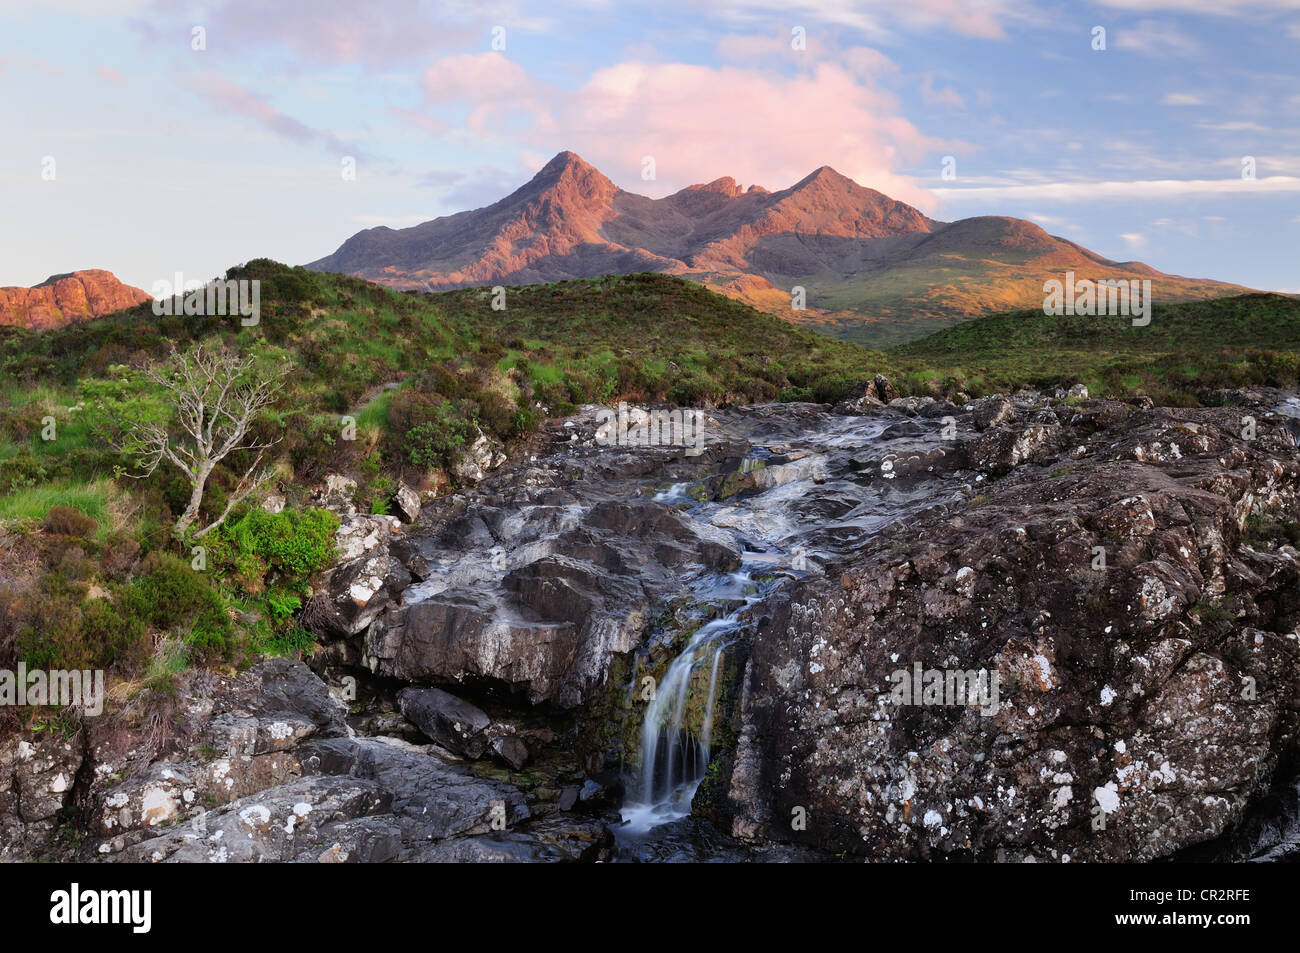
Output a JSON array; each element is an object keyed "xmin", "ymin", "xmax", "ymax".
[{"xmin": 173, "ymin": 467, "xmax": 211, "ymax": 538}]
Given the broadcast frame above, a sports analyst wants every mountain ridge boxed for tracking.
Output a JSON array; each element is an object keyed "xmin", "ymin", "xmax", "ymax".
[{"xmin": 308, "ymin": 151, "xmax": 1249, "ymax": 346}]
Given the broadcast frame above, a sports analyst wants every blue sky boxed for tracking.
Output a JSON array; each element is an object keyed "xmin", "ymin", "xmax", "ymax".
[{"xmin": 2, "ymin": 0, "xmax": 1297, "ymax": 294}]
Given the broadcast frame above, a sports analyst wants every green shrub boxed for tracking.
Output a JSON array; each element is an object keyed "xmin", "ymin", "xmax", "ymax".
[
  {"xmin": 207, "ymin": 508, "xmax": 339, "ymax": 590},
  {"xmin": 125, "ymin": 553, "xmax": 232, "ymax": 657}
]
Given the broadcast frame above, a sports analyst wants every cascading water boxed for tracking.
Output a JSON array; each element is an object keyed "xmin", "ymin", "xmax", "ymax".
[{"xmin": 620, "ymin": 570, "xmax": 760, "ymax": 833}]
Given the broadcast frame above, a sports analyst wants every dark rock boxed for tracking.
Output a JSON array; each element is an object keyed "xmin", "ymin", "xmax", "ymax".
[
  {"xmin": 398, "ymin": 687, "xmax": 491, "ymax": 759},
  {"xmin": 972, "ymin": 395, "xmax": 1016, "ymax": 431}
]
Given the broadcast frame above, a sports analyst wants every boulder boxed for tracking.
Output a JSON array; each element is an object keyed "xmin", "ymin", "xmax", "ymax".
[{"xmin": 398, "ymin": 687, "xmax": 490, "ymax": 759}]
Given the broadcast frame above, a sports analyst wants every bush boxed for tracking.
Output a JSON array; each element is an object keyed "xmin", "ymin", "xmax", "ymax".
[
  {"xmin": 388, "ymin": 390, "xmax": 478, "ymax": 471},
  {"xmin": 43, "ymin": 505, "xmax": 97, "ymax": 538},
  {"xmin": 207, "ymin": 507, "xmax": 339, "ymax": 591},
  {"xmin": 125, "ymin": 553, "xmax": 232, "ymax": 657}
]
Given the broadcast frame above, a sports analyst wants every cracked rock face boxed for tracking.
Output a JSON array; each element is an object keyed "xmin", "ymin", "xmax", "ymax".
[{"xmin": 709, "ymin": 396, "xmax": 1300, "ymax": 861}]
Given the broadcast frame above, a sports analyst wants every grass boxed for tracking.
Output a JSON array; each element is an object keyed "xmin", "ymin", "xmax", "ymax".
[
  {"xmin": 0, "ymin": 479, "xmax": 116, "ymax": 529},
  {"xmin": 890, "ymin": 292, "xmax": 1300, "ymax": 401}
]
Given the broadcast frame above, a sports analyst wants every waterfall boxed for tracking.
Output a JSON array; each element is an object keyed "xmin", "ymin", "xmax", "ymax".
[{"xmin": 621, "ymin": 570, "xmax": 757, "ymax": 833}]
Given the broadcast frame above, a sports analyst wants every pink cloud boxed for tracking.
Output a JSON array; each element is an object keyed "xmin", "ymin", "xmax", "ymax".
[
  {"xmin": 558, "ymin": 61, "xmax": 946, "ymax": 208},
  {"xmin": 178, "ymin": 0, "xmax": 478, "ymax": 67},
  {"xmin": 191, "ymin": 74, "xmax": 362, "ymax": 156},
  {"xmin": 921, "ymin": 73, "xmax": 964, "ymax": 108},
  {"xmin": 401, "ymin": 52, "xmax": 958, "ymax": 210},
  {"xmin": 419, "ymin": 52, "xmax": 552, "ymax": 134},
  {"xmin": 97, "ymin": 65, "xmax": 125, "ymax": 85}
]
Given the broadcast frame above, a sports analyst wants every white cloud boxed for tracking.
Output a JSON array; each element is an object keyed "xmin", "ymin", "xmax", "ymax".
[
  {"xmin": 1115, "ymin": 19, "xmax": 1203, "ymax": 57},
  {"xmin": 1162, "ymin": 93, "xmax": 1204, "ymax": 106},
  {"xmin": 1099, "ymin": 0, "xmax": 1300, "ymax": 12},
  {"xmin": 920, "ymin": 73, "xmax": 965, "ymax": 108},
  {"xmin": 934, "ymin": 175, "xmax": 1300, "ymax": 202},
  {"xmin": 1119, "ymin": 232, "xmax": 1146, "ymax": 248}
]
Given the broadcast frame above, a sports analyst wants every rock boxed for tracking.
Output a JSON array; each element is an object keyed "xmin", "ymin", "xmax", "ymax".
[
  {"xmin": 366, "ymin": 494, "xmax": 740, "ymax": 707},
  {"xmin": 394, "ymin": 482, "xmax": 421, "ymax": 522},
  {"xmin": 0, "ymin": 732, "xmax": 84, "ymax": 859},
  {"xmin": 965, "ymin": 423, "xmax": 1064, "ymax": 475},
  {"xmin": 1068, "ymin": 384, "xmax": 1090, "ymax": 400},
  {"xmin": 303, "ymin": 736, "xmax": 529, "ymax": 841},
  {"xmin": 452, "ymin": 428, "xmax": 507, "ymax": 484},
  {"xmin": 709, "ymin": 403, "xmax": 1300, "ymax": 862},
  {"xmin": 887, "ymin": 396, "xmax": 935, "ymax": 416},
  {"xmin": 491, "ymin": 734, "xmax": 530, "ymax": 771},
  {"xmin": 110, "ymin": 775, "xmax": 393, "ymax": 863},
  {"xmin": 261, "ymin": 492, "xmax": 286, "ymax": 514},
  {"xmin": 558, "ymin": 786, "xmax": 580, "ymax": 811},
  {"xmin": 317, "ymin": 473, "xmax": 359, "ymax": 517},
  {"xmin": 314, "ymin": 514, "xmax": 411, "ymax": 636},
  {"xmin": 401, "ymin": 816, "xmax": 612, "ymax": 863},
  {"xmin": 972, "ymin": 395, "xmax": 1016, "ymax": 431},
  {"xmin": 398, "ymin": 687, "xmax": 491, "ymax": 759}
]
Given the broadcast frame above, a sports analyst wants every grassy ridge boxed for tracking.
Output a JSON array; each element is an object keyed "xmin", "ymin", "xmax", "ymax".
[{"xmin": 891, "ymin": 292, "xmax": 1300, "ymax": 403}]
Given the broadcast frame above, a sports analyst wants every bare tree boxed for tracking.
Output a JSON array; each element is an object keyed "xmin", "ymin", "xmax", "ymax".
[{"xmin": 114, "ymin": 342, "xmax": 289, "ymax": 539}]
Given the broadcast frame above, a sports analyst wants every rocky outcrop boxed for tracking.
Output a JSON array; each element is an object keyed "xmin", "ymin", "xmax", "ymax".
[
  {"xmin": 710, "ymin": 395, "xmax": 1300, "ymax": 861},
  {"xmin": 1, "ymin": 657, "xmax": 612, "ymax": 863},
  {"xmin": 7, "ymin": 384, "xmax": 1299, "ymax": 864},
  {"xmin": 0, "ymin": 269, "xmax": 150, "ymax": 330}
]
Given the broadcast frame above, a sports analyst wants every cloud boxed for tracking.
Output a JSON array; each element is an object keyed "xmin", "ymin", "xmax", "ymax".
[
  {"xmin": 934, "ymin": 175, "xmax": 1300, "ymax": 202},
  {"xmin": 1197, "ymin": 120, "xmax": 1270, "ymax": 132},
  {"xmin": 1098, "ymin": 0, "xmax": 1300, "ymax": 12},
  {"xmin": 399, "ymin": 53, "xmax": 949, "ymax": 208},
  {"xmin": 0, "ymin": 53, "xmax": 61, "ymax": 77},
  {"xmin": 1119, "ymin": 232, "xmax": 1146, "ymax": 248},
  {"xmin": 921, "ymin": 73, "xmax": 965, "ymax": 108},
  {"xmin": 704, "ymin": 0, "xmax": 1024, "ymax": 40},
  {"xmin": 97, "ymin": 65, "xmax": 125, "ymax": 85},
  {"xmin": 412, "ymin": 52, "xmax": 552, "ymax": 135},
  {"xmin": 1115, "ymin": 20, "xmax": 1202, "ymax": 57},
  {"xmin": 191, "ymin": 74, "xmax": 362, "ymax": 156},
  {"xmin": 559, "ymin": 60, "xmax": 946, "ymax": 206},
  {"xmin": 135, "ymin": 0, "xmax": 486, "ymax": 67},
  {"xmin": 1162, "ymin": 92, "xmax": 1203, "ymax": 106}
]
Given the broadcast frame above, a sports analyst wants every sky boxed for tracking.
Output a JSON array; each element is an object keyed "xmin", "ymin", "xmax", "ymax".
[{"xmin": 1, "ymin": 0, "xmax": 1298, "ymax": 294}]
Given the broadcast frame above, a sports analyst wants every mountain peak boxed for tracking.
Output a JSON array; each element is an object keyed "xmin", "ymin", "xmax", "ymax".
[
  {"xmin": 1, "ymin": 269, "xmax": 150, "ymax": 330},
  {"xmin": 540, "ymin": 150, "xmax": 598, "ymax": 175},
  {"xmin": 792, "ymin": 165, "xmax": 857, "ymax": 190},
  {"xmin": 684, "ymin": 176, "xmax": 744, "ymax": 198}
]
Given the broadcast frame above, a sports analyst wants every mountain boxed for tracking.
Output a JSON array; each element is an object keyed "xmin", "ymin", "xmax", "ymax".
[
  {"xmin": 308, "ymin": 151, "xmax": 1249, "ymax": 347},
  {"xmin": 0, "ymin": 269, "xmax": 151, "ymax": 331}
]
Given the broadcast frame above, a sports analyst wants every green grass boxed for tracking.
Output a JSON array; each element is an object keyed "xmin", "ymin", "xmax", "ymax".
[
  {"xmin": 0, "ymin": 479, "xmax": 114, "ymax": 527},
  {"xmin": 890, "ymin": 292, "xmax": 1300, "ymax": 400}
]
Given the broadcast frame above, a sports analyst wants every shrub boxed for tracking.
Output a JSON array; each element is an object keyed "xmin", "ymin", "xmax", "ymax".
[
  {"xmin": 207, "ymin": 508, "xmax": 339, "ymax": 591},
  {"xmin": 43, "ymin": 505, "xmax": 97, "ymax": 538},
  {"xmin": 125, "ymin": 553, "xmax": 232, "ymax": 657}
]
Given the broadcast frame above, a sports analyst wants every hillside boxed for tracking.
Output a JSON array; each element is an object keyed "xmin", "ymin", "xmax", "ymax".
[
  {"xmin": 0, "ymin": 265, "xmax": 883, "ymax": 518},
  {"xmin": 892, "ymin": 292, "xmax": 1300, "ymax": 402},
  {"xmin": 307, "ymin": 151, "xmax": 1248, "ymax": 347}
]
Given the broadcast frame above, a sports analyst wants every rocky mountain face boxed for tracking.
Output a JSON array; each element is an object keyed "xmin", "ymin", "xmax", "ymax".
[
  {"xmin": 4, "ymin": 386, "xmax": 1298, "ymax": 863},
  {"xmin": 308, "ymin": 151, "xmax": 1246, "ymax": 346},
  {"xmin": 0, "ymin": 270, "xmax": 151, "ymax": 330}
]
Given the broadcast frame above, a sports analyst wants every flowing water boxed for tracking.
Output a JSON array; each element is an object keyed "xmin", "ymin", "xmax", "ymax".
[
  {"xmin": 615, "ymin": 406, "xmax": 967, "ymax": 848},
  {"xmin": 620, "ymin": 569, "xmax": 763, "ymax": 833}
]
